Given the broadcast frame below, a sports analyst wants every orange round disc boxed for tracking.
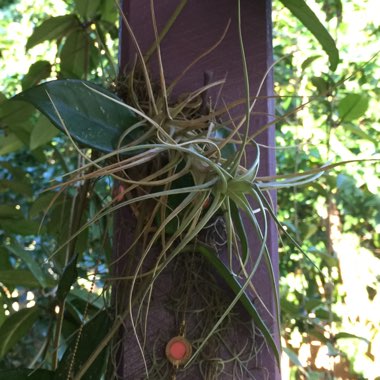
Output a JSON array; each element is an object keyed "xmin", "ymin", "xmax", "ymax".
[{"xmin": 165, "ymin": 336, "xmax": 192, "ymax": 365}]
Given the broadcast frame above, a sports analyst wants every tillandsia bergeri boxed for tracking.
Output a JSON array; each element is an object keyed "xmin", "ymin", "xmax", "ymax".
[{"xmin": 9, "ymin": 0, "xmax": 375, "ymax": 378}]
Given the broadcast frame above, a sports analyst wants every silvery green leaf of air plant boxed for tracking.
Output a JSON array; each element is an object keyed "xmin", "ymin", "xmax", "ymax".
[
  {"xmin": 279, "ymin": 0, "xmax": 339, "ymax": 70},
  {"xmin": 13, "ymin": 79, "xmax": 140, "ymax": 153}
]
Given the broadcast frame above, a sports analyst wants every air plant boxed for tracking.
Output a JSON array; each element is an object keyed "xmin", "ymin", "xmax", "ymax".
[{"xmin": 10, "ymin": 1, "xmax": 359, "ymax": 378}]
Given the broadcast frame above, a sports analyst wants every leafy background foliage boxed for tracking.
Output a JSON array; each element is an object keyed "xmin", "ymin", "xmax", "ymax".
[{"xmin": 0, "ymin": 0, "xmax": 379, "ymax": 379}]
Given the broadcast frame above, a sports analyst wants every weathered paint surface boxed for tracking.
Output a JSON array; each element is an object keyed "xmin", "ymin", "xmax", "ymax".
[{"xmin": 115, "ymin": 1, "xmax": 280, "ymax": 378}]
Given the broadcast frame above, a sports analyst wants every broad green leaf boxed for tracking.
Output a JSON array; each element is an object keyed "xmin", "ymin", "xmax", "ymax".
[
  {"xmin": 311, "ymin": 76, "xmax": 329, "ymax": 95},
  {"xmin": 338, "ymin": 93, "xmax": 369, "ymax": 122},
  {"xmin": 0, "ymin": 205, "xmax": 23, "ymax": 219},
  {"xmin": 26, "ymin": 15, "xmax": 79, "ymax": 50},
  {"xmin": 6, "ymin": 243, "xmax": 52, "ymax": 288},
  {"xmin": 56, "ymin": 310, "xmax": 112, "ymax": 379},
  {"xmin": 0, "ymin": 307, "xmax": 39, "ymax": 358},
  {"xmin": 343, "ymin": 124, "xmax": 377, "ymax": 144},
  {"xmin": 30, "ymin": 114, "xmax": 59, "ymax": 150},
  {"xmin": 0, "ymin": 134, "xmax": 24, "ymax": 155},
  {"xmin": 0, "ymin": 99, "xmax": 35, "ymax": 124},
  {"xmin": 0, "ymin": 179, "xmax": 33, "ymax": 196},
  {"xmin": 0, "ymin": 270, "xmax": 56, "ymax": 288},
  {"xmin": 60, "ymin": 29, "xmax": 90, "ymax": 79},
  {"xmin": 22, "ymin": 60, "xmax": 52, "ymax": 90},
  {"xmin": 0, "ymin": 162, "xmax": 25, "ymax": 179},
  {"xmin": 99, "ymin": 0, "xmax": 118, "ymax": 24},
  {"xmin": 14, "ymin": 79, "xmax": 140, "ymax": 153},
  {"xmin": 301, "ymin": 55, "xmax": 321, "ymax": 71},
  {"xmin": 0, "ymin": 247, "xmax": 12, "ymax": 272},
  {"xmin": 57, "ymin": 254, "xmax": 79, "ymax": 302},
  {"xmin": 279, "ymin": 0, "xmax": 339, "ymax": 70},
  {"xmin": 0, "ymin": 219, "xmax": 41, "ymax": 235},
  {"xmin": 196, "ymin": 243, "xmax": 280, "ymax": 367},
  {"xmin": 0, "ymin": 369, "xmax": 54, "ymax": 380},
  {"xmin": 30, "ymin": 192, "xmax": 58, "ymax": 218},
  {"xmin": 74, "ymin": 0, "xmax": 101, "ymax": 20}
]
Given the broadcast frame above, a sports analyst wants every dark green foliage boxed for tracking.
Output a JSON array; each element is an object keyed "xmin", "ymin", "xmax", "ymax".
[{"xmin": 15, "ymin": 80, "xmax": 139, "ymax": 153}]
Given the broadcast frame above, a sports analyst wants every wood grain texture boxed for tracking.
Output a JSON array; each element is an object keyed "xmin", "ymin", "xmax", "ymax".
[{"xmin": 115, "ymin": 1, "xmax": 280, "ymax": 378}]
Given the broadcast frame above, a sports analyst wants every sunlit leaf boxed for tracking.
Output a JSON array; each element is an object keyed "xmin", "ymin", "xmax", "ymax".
[
  {"xmin": 338, "ymin": 93, "xmax": 369, "ymax": 122},
  {"xmin": 335, "ymin": 332, "xmax": 370, "ymax": 344},
  {"xmin": 26, "ymin": 15, "xmax": 79, "ymax": 50},
  {"xmin": 74, "ymin": 0, "xmax": 101, "ymax": 20},
  {"xmin": 283, "ymin": 346, "xmax": 304, "ymax": 367},
  {"xmin": 14, "ymin": 80, "xmax": 140, "ymax": 153},
  {"xmin": 279, "ymin": 0, "xmax": 339, "ymax": 70},
  {"xmin": 22, "ymin": 60, "xmax": 52, "ymax": 90},
  {"xmin": 0, "ymin": 307, "xmax": 39, "ymax": 358}
]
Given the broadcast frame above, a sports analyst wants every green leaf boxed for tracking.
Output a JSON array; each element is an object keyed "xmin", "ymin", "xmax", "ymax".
[
  {"xmin": 0, "ymin": 179, "xmax": 33, "ymax": 196},
  {"xmin": 343, "ymin": 124, "xmax": 377, "ymax": 144},
  {"xmin": 0, "ymin": 307, "xmax": 39, "ymax": 358},
  {"xmin": 60, "ymin": 29, "xmax": 90, "ymax": 79},
  {"xmin": 0, "ymin": 219, "xmax": 41, "ymax": 235},
  {"xmin": 14, "ymin": 79, "xmax": 140, "ymax": 153},
  {"xmin": 22, "ymin": 60, "xmax": 52, "ymax": 90},
  {"xmin": 197, "ymin": 243, "xmax": 281, "ymax": 367},
  {"xmin": 0, "ymin": 369, "xmax": 54, "ymax": 380},
  {"xmin": 56, "ymin": 310, "xmax": 112, "ymax": 379},
  {"xmin": 0, "ymin": 247, "xmax": 12, "ymax": 272},
  {"xmin": 338, "ymin": 93, "xmax": 369, "ymax": 122},
  {"xmin": 5, "ymin": 243, "xmax": 52, "ymax": 288},
  {"xmin": 0, "ymin": 205, "xmax": 23, "ymax": 219},
  {"xmin": 26, "ymin": 15, "xmax": 79, "ymax": 50},
  {"xmin": 0, "ymin": 134, "xmax": 24, "ymax": 155},
  {"xmin": 0, "ymin": 270, "xmax": 56, "ymax": 288},
  {"xmin": 99, "ymin": 1, "xmax": 118, "ymax": 24},
  {"xmin": 0, "ymin": 99, "xmax": 35, "ymax": 124},
  {"xmin": 30, "ymin": 192, "xmax": 57, "ymax": 218},
  {"xmin": 301, "ymin": 55, "xmax": 321, "ymax": 71},
  {"xmin": 283, "ymin": 346, "xmax": 303, "ymax": 367},
  {"xmin": 30, "ymin": 114, "xmax": 59, "ymax": 150},
  {"xmin": 69, "ymin": 287, "xmax": 105, "ymax": 310},
  {"xmin": 57, "ymin": 254, "xmax": 79, "ymax": 302},
  {"xmin": 74, "ymin": 0, "xmax": 101, "ymax": 20},
  {"xmin": 279, "ymin": 0, "xmax": 339, "ymax": 70},
  {"xmin": 335, "ymin": 332, "xmax": 370, "ymax": 344}
]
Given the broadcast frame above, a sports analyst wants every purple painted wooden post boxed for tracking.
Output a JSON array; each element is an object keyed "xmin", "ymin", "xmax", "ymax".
[{"xmin": 114, "ymin": 0, "xmax": 280, "ymax": 378}]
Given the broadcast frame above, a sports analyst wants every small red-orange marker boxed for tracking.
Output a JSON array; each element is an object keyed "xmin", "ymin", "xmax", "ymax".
[{"xmin": 165, "ymin": 336, "xmax": 192, "ymax": 366}]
